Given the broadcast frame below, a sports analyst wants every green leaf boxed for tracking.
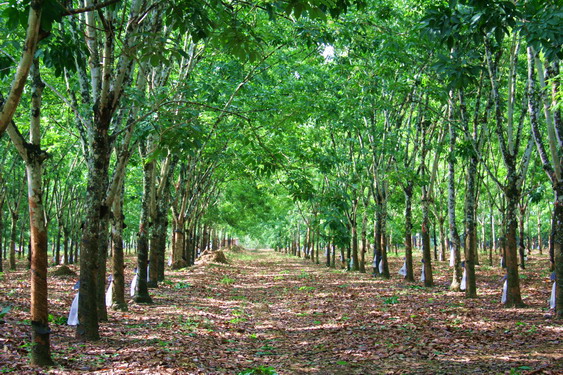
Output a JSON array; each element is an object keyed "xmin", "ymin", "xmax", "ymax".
[{"xmin": 0, "ymin": 305, "xmax": 12, "ymax": 318}]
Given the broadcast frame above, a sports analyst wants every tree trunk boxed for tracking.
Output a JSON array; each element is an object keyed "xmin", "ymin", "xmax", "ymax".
[
  {"xmin": 96, "ymin": 213, "xmax": 110, "ymax": 321},
  {"xmin": 63, "ymin": 227, "xmax": 69, "ymax": 265},
  {"xmin": 518, "ymin": 206, "xmax": 526, "ymax": 269},
  {"xmin": 55, "ymin": 224, "xmax": 61, "ymax": 266},
  {"xmin": 404, "ymin": 183, "xmax": 414, "ymax": 282},
  {"xmin": 538, "ymin": 214, "xmax": 542, "ymax": 255},
  {"xmin": 360, "ymin": 205, "xmax": 367, "ymax": 273},
  {"xmin": 110, "ymin": 181, "xmax": 127, "ymax": 311},
  {"xmin": 351, "ymin": 202, "xmax": 359, "ymax": 271},
  {"xmin": 504, "ymin": 184, "xmax": 524, "ymax": 307},
  {"xmin": 77, "ymin": 116, "xmax": 111, "ymax": 341},
  {"xmin": 134, "ymin": 147, "xmax": 153, "ymax": 304},
  {"xmin": 448, "ymin": 110, "xmax": 462, "ymax": 291},
  {"xmin": 464, "ymin": 156, "xmax": 478, "ymax": 298},
  {"xmin": 3, "ymin": 60, "xmax": 53, "ymax": 365},
  {"xmin": 27, "ymin": 158, "xmax": 53, "ymax": 365},
  {"xmin": 9, "ymin": 211, "xmax": 17, "ymax": 271},
  {"xmin": 171, "ymin": 224, "xmax": 186, "ymax": 269},
  {"xmin": 553, "ymin": 185, "xmax": 563, "ymax": 319},
  {"xmin": 439, "ymin": 218, "xmax": 446, "ymax": 261},
  {"xmin": 421, "ymin": 195, "xmax": 434, "ymax": 287},
  {"xmin": 0, "ymin": 202, "xmax": 3, "ymax": 273}
]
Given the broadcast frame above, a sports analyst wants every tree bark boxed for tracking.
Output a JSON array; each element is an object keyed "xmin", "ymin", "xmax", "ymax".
[
  {"xmin": 448, "ymin": 104, "xmax": 462, "ymax": 291},
  {"xmin": 404, "ymin": 183, "xmax": 414, "ymax": 282},
  {"xmin": 421, "ymin": 196, "xmax": 434, "ymax": 287},
  {"xmin": 134, "ymin": 143, "xmax": 154, "ymax": 303},
  {"xmin": 110, "ymin": 180, "xmax": 127, "ymax": 311}
]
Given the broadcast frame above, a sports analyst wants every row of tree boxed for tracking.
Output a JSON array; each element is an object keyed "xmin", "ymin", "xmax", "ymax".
[{"xmin": 0, "ymin": 0, "xmax": 560, "ymax": 368}]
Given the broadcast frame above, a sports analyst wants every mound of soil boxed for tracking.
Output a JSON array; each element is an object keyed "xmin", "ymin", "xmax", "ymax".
[
  {"xmin": 228, "ymin": 245, "xmax": 245, "ymax": 253},
  {"xmin": 50, "ymin": 265, "xmax": 76, "ymax": 277},
  {"xmin": 198, "ymin": 250, "xmax": 228, "ymax": 264}
]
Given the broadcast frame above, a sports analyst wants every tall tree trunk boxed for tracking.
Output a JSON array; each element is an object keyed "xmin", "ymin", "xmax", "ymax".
[
  {"xmin": 537, "ymin": 214, "xmax": 542, "ymax": 255},
  {"xmin": 134, "ymin": 144, "xmax": 153, "ymax": 304},
  {"xmin": 360, "ymin": 203, "xmax": 367, "ymax": 273},
  {"xmin": 421, "ymin": 195, "xmax": 434, "ymax": 287},
  {"xmin": 518, "ymin": 206, "xmax": 526, "ymax": 269},
  {"xmin": 351, "ymin": 199, "xmax": 359, "ymax": 271},
  {"xmin": 463, "ymin": 142, "xmax": 478, "ymax": 297},
  {"xmin": 26, "ymin": 64, "xmax": 53, "ymax": 366},
  {"xmin": 379, "ymin": 189, "xmax": 390, "ymax": 279},
  {"xmin": 110, "ymin": 181, "xmax": 127, "ymax": 311},
  {"xmin": 96, "ymin": 213, "xmax": 110, "ymax": 321},
  {"xmin": 77, "ymin": 117, "xmax": 111, "ymax": 341},
  {"xmin": 404, "ymin": 183, "xmax": 414, "ymax": 282},
  {"xmin": 63, "ymin": 227, "xmax": 69, "ymax": 265},
  {"xmin": 0, "ymin": 200, "xmax": 3, "ymax": 273},
  {"xmin": 448, "ymin": 100, "xmax": 462, "ymax": 291},
  {"xmin": 55, "ymin": 224, "xmax": 61, "ymax": 266},
  {"xmin": 439, "ymin": 217, "xmax": 446, "ymax": 261},
  {"xmin": 504, "ymin": 186, "xmax": 524, "ymax": 307},
  {"xmin": 9, "ymin": 210, "xmax": 17, "ymax": 270},
  {"xmin": 5, "ymin": 60, "xmax": 53, "ymax": 365},
  {"xmin": 553, "ymin": 185, "xmax": 563, "ymax": 319}
]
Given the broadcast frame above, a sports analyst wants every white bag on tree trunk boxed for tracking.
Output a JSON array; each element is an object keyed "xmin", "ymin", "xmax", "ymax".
[
  {"xmin": 67, "ymin": 281, "xmax": 80, "ymax": 326},
  {"xmin": 420, "ymin": 261, "xmax": 425, "ymax": 282},
  {"xmin": 67, "ymin": 293, "xmax": 79, "ymax": 326},
  {"xmin": 549, "ymin": 281, "xmax": 556, "ymax": 309},
  {"xmin": 130, "ymin": 268, "xmax": 138, "ymax": 297},
  {"xmin": 501, "ymin": 277, "xmax": 508, "ymax": 304},
  {"xmin": 460, "ymin": 268, "xmax": 467, "ymax": 291},
  {"xmin": 449, "ymin": 247, "xmax": 455, "ymax": 267},
  {"xmin": 379, "ymin": 259, "xmax": 383, "ymax": 274},
  {"xmin": 398, "ymin": 261, "xmax": 407, "ymax": 277},
  {"xmin": 106, "ymin": 280, "xmax": 113, "ymax": 307}
]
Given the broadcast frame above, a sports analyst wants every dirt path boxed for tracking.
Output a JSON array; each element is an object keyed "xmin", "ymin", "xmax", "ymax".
[{"xmin": 1, "ymin": 248, "xmax": 562, "ymax": 374}]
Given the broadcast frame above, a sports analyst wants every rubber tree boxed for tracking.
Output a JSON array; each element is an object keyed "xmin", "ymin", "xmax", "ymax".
[
  {"xmin": 526, "ymin": 25, "xmax": 563, "ymax": 318},
  {"xmin": 4, "ymin": 61, "xmax": 53, "ymax": 366}
]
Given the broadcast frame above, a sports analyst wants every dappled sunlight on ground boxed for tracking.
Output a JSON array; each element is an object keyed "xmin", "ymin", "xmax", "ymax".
[{"xmin": 0, "ymin": 248, "xmax": 561, "ymax": 374}]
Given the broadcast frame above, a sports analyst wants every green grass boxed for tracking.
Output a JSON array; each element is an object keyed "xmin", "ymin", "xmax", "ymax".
[
  {"xmin": 220, "ymin": 276, "xmax": 236, "ymax": 285},
  {"xmin": 382, "ymin": 296, "xmax": 399, "ymax": 304}
]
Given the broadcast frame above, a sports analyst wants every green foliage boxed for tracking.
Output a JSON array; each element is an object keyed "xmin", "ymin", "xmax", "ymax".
[
  {"xmin": 0, "ymin": 305, "xmax": 12, "ymax": 319},
  {"xmin": 238, "ymin": 365, "xmax": 278, "ymax": 375},
  {"xmin": 48, "ymin": 314, "xmax": 67, "ymax": 325},
  {"xmin": 220, "ymin": 277, "xmax": 236, "ymax": 285},
  {"xmin": 172, "ymin": 282, "xmax": 192, "ymax": 289},
  {"xmin": 382, "ymin": 296, "xmax": 400, "ymax": 304}
]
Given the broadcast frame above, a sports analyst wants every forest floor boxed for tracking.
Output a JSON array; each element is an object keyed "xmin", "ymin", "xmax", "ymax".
[{"xmin": 0, "ymin": 248, "xmax": 562, "ymax": 374}]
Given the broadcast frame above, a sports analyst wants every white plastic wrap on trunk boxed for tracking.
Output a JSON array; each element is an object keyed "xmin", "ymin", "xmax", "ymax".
[
  {"xmin": 67, "ymin": 293, "xmax": 79, "ymax": 326},
  {"xmin": 379, "ymin": 260, "xmax": 383, "ymax": 274},
  {"xmin": 449, "ymin": 247, "xmax": 455, "ymax": 267},
  {"xmin": 106, "ymin": 280, "xmax": 113, "ymax": 307},
  {"xmin": 550, "ymin": 282, "xmax": 556, "ymax": 309},
  {"xmin": 398, "ymin": 261, "xmax": 407, "ymax": 277},
  {"xmin": 501, "ymin": 280, "xmax": 507, "ymax": 304},
  {"xmin": 460, "ymin": 268, "xmax": 467, "ymax": 291},
  {"xmin": 130, "ymin": 274, "xmax": 138, "ymax": 297},
  {"xmin": 420, "ymin": 262, "xmax": 425, "ymax": 282}
]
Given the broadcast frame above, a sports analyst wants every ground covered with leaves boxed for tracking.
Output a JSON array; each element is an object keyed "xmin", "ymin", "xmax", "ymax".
[{"xmin": 1, "ymin": 248, "xmax": 561, "ymax": 374}]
